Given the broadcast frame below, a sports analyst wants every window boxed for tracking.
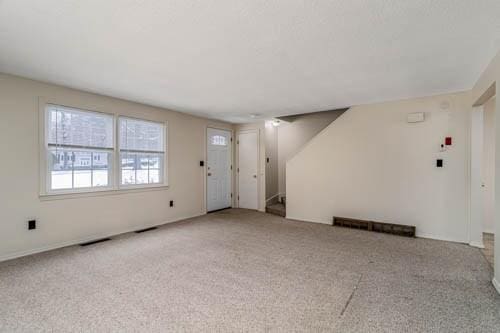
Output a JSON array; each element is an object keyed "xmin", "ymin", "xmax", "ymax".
[
  {"xmin": 211, "ymin": 135, "xmax": 227, "ymax": 146},
  {"xmin": 46, "ymin": 105, "xmax": 114, "ymax": 192},
  {"xmin": 43, "ymin": 104, "xmax": 168, "ymax": 195},
  {"xmin": 119, "ymin": 117, "xmax": 166, "ymax": 186}
]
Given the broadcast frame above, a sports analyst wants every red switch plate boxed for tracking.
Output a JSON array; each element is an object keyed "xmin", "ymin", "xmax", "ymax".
[{"xmin": 445, "ymin": 137, "xmax": 452, "ymax": 146}]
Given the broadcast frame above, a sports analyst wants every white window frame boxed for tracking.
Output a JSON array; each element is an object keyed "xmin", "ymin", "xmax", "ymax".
[
  {"xmin": 43, "ymin": 104, "xmax": 116, "ymax": 195},
  {"xmin": 118, "ymin": 116, "xmax": 168, "ymax": 189},
  {"xmin": 38, "ymin": 99, "xmax": 169, "ymax": 197}
]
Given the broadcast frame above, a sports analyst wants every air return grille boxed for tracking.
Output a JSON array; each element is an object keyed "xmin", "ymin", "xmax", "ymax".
[{"xmin": 333, "ymin": 217, "xmax": 415, "ymax": 237}]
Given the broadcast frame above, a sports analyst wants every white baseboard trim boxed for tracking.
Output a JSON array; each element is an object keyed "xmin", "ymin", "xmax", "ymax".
[
  {"xmin": 493, "ymin": 278, "xmax": 500, "ymax": 295},
  {"xmin": 416, "ymin": 232, "xmax": 465, "ymax": 244},
  {"xmin": 469, "ymin": 241, "xmax": 485, "ymax": 249},
  {"xmin": 281, "ymin": 218, "xmax": 469, "ymax": 244},
  {"xmin": 285, "ymin": 215, "xmax": 331, "ymax": 225},
  {"xmin": 0, "ymin": 213, "xmax": 205, "ymax": 263}
]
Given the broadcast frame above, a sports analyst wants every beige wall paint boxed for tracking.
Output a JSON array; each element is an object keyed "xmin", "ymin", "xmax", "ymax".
[
  {"xmin": 471, "ymin": 50, "xmax": 500, "ymax": 292},
  {"xmin": 0, "ymin": 74, "xmax": 233, "ymax": 260},
  {"xmin": 234, "ymin": 122, "xmax": 266, "ymax": 212},
  {"xmin": 483, "ymin": 97, "xmax": 496, "ymax": 233},
  {"xmin": 277, "ymin": 111, "xmax": 344, "ymax": 196},
  {"xmin": 287, "ymin": 92, "xmax": 470, "ymax": 243}
]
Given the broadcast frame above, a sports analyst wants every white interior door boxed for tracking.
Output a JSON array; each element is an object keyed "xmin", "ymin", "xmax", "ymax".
[
  {"xmin": 238, "ymin": 131, "xmax": 258, "ymax": 210},
  {"xmin": 207, "ymin": 128, "xmax": 232, "ymax": 212}
]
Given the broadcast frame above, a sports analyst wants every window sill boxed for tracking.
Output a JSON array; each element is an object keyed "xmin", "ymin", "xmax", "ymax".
[{"xmin": 39, "ymin": 184, "xmax": 170, "ymax": 201}]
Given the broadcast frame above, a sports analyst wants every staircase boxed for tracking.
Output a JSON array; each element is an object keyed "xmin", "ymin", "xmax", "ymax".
[
  {"xmin": 266, "ymin": 201, "xmax": 286, "ymax": 217},
  {"xmin": 264, "ymin": 109, "xmax": 347, "ymax": 219},
  {"xmin": 266, "ymin": 196, "xmax": 286, "ymax": 217}
]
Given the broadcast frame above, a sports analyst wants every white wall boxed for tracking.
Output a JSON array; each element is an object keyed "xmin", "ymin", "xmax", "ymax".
[
  {"xmin": 482, "ymin": 97, "xmax": 496, "ymax": 233},
  {"xmin": 277, "ymin": 111, "xmax": 344, "ymax": 196},
  {"xmin": 471, "ymin": 50, "xmax": 500, "ymax": 293},
  {"xmin": 287, "ymin": 93, "xmax": 470, "ymax": 243},
  {"xmin": 470, "ymin": 108, "xmax": 485, "ymax": 248},
  {"xmin": 0, "ymin": 74, "xmax": 233, "ymax": 261}
]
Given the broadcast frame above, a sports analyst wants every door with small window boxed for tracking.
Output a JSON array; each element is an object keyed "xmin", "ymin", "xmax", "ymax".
[{"xmin": 207, "ymin": 128, "xmax": 232, "ymax": 212}]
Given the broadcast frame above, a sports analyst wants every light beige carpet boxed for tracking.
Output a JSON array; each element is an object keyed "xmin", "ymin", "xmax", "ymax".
[{"xmin": 0, "ymin": 209, "xmax": 499, "ymax": 332}]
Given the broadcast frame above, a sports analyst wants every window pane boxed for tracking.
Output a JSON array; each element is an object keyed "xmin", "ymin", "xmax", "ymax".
[
  {"xmin": 122, "ymin": 169, "xmax": 135, "ymax": 185},
  {"xmin": 92, "ymin": 152, "xmax": 109, "ymax": 187},
  {"xmin": 93, "ymin": 169, "xmax": 109, "ymax": 187},
  {"xmin": 50, "ymin": 150, "xmax": 73, "ymax": 190},
  {"xmin": 119, "ymin": 118, "xmax": 164, "ymax": 152},
  {"xmin": 149, "ymin": 169, "xmax": 160, "ymax": 183},
  {"xmin": 149, "ymin": 155, "xmax": 160, "ymax": 169},
  {"xmin": 73, "ymin": 151, "xmax": 92, "ymax": 188},
  {"xmin": 121, "ymin": 153, "xmax": 135, "ymax": 170},
  {"xmin": 136, "ymin": 154, "xmax": 149, "ymax": 184},
  {"xmin": 211, "ymin": 135, "xmax": 227, "ymax": 146},
  {"xmin": 47, "ymin": 105, "xmax": 113, "ymax": 148},
  {"xmin": 121, "ymin": 153, "xmax": 136, "ymax": 185},
  {"xmin": 120, "ymin": 152, "xmax": 163, "ymax": 185},
  {"xmin": 74, "ymin": 170, "xmax": 92, "ymax": 188},
  {"xmin": 49, "ymin": 149, "xmax": 111, "ymax": 191},
  {"xmin": 149, "ymin": 153, "xmax": 163, "ymax": 184}
]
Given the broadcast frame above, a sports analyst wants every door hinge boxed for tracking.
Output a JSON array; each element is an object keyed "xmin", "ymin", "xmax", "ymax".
[
  {"xmin": 237, "ymin": 168, "xmax": 239, "ymax": 172},
  {"xmin": 231, "ymin": 137, "xmax": 233, "ymax": 142},
  {"xmin": 238, "ymin": 195, "xmax": 240, "ymax": 200},
  {"xmin": 237, "ymin": 140, "xmax": 239, "ymax": 144},
  {"xmin": 230, "ymin": 165, "xmax": 233, "ymax": 170},
  {"xmin": 231, "ymin": 193, "xmax": 233, "ymax": 198}
]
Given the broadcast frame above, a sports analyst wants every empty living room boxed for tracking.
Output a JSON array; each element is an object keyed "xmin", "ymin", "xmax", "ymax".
[{"xmin": 1, "ymin": 1, "xmax": 500, "ymax": 332}]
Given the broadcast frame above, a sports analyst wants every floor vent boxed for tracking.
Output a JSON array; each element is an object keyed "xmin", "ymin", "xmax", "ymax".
[
  {"xmin": 135, "ymin": 227, "xmax": 158, "ymax": 233},
  {"xmin": 80, "ymin": 238, "xmax": 111, "ymax": 247},
  {"xmin": 333, "ymin": 217, "xmax": 416, "ymax": 238}
]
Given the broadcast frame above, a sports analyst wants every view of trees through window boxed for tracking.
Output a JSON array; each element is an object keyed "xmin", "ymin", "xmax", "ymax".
[
  {"xmin": 119, "ymin": 118, "xmax": 165, "ymax": 186},
  {"xmin": 50, "ymin": 150, "xmax": 110, "ymax": 189},
  {"xmin": 46, "ymin": 105, "xmax": 166, "ymax": 192},
  {"xmin": 47, "ymin": 105, "xmax": 113, "ymax": 191}
]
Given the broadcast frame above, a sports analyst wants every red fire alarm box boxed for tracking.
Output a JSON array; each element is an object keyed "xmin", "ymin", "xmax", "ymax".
[{"xmin": 445, "ymin": 137, "xmax": 452, "ymax": 146}]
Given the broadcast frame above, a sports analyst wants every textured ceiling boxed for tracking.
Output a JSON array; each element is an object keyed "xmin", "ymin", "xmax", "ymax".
[{"xmin": 1, "ymin": 1, "xmax": 499, "ymax": 123}]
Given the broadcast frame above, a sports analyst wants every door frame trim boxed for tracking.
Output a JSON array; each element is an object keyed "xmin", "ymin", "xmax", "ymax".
[
  {"xmin": 205, "ymin": 126, "xmax": 234, "ymax": 213},
  {"xmin": 236, "ymin": 129, "xmax": 260, "ymax": 210}
]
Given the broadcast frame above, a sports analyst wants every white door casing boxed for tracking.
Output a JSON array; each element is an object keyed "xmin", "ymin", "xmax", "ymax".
[
  {"xmin": 207, "ymin": 128, "xmax": 232, "ymax": 212},
  {"xmin": 238, "ymin": 131, "xmax": 259, "ymax": 210},
  {"xmin": 469, "ymin": 107, "xmax": 484, "ymax": 248}
]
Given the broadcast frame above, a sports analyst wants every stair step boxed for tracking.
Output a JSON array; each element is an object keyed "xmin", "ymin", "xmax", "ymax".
[{"xmin": 266, "ymin": 203, "xmax": 286, "ymax": 217}]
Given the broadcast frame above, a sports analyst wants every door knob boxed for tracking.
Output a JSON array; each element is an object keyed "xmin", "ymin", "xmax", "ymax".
[
  {"xmin": 208, "ymin": 173, "xmax": 212, "ymax": 176},
  {"xmin": 253, "ymin": 175, "xmax": 257, "ymax": 178}
]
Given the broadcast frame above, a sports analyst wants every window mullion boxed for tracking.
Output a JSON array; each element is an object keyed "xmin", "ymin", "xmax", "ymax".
[
  {"xmin": 147, "ymin": 154, "xmax": 150, "ymax": 184},
  {"xmin": 71, "ymin": 152, "xmax": 74, "ymax": 189},
  {"xmin": 91, "ymin": 151, "xmax": 94, "ymax": 187},
  {"xmin": 135, "ymin": 153, "xmax": 138, "ymax": 185}
]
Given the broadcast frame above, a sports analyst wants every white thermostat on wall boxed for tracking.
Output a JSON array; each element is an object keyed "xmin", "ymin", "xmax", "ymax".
[{"xmin": 407, "ymin": 112, "xmax": 425, "ymax": 123}]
